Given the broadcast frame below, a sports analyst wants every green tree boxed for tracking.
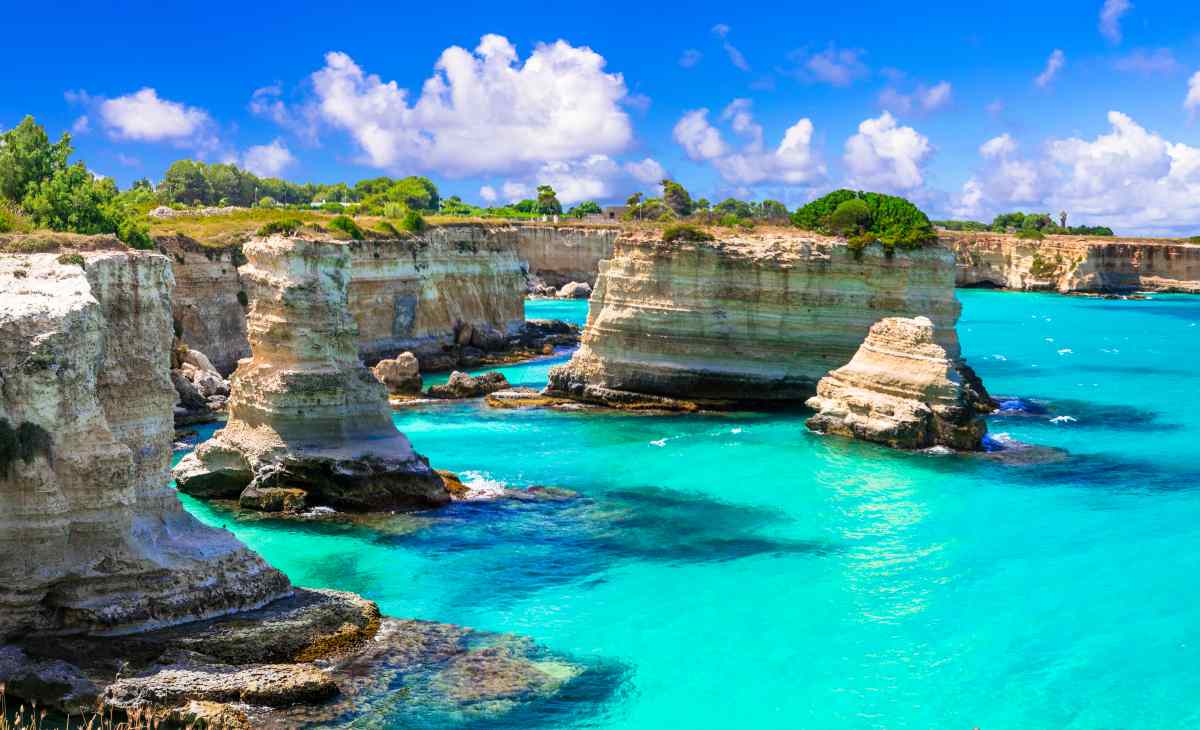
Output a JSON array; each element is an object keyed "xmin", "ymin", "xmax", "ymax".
[
  {"xmin": 534, "ymin": 185, "xmax": 562, "ymax": 215},
  {"xmin": 759, "ymin": 199, "xmax": 789, "ymax": 221},
  {"xmin": 160, "ymin": 160, "xmax": 213, "ymax": 205},
  {"xmin": 0, "ymin": 116, "xmax": 72, "ymax": 203},
  {"xmin": 660, "ymin": 179, "xmax": 693, "ymax": 217},
  {"xmin": 568, "ymin": 201, "xmax": 602, "ymax": 218},
  {"xmin": 828, "ymin": 198, "xmax": 872, "ymax": 234}
]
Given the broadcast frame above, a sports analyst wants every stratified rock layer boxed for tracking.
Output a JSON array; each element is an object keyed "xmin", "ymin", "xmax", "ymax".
[
  {"xmin": 805, "ymin": 316, "xmax": 990, "ymax": 450},
  {"xmin": 513, "ymin": 225, "xmax": 618, "ymax": 287},
  {"xmin": 173, "ymin": 237, "xmax": 448, "ymax": 511},
  {"xmin": 0, "ymin": 252, "xmax": 289, "ymax": 639},
  {"xmin": 947, "ymin": 231, "xmax": 1200, "ymax": 293},
  {"xmin": 547, "ymin": 232, "xmax": 962, "ymax": 405},
  {"xmin": 157, "ymin": 235, "xmax": 251, "ymax": 375}
]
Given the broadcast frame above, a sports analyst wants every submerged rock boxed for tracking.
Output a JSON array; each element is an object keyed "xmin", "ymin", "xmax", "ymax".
[
  {"xmin": 428, "ymin": 370, "xmax": 510, "ymax": 399},
  {"xmin": 0, "ymin": 252, "xmax": 289, "ymax": 639},
  {"xmin": 805, "ymin": 316, "xmax": 992, "ymax": 450},
  {"xmin": 173, "ymin": 237, "xmax": 449, "ymax": 512}
]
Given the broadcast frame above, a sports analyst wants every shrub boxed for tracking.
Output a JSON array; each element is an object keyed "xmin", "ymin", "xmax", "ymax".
[
  {"xmin": 1016, "ymin": 229, "xmax": 1045, "ymax": 240},
  {"xmin": 0, "ymin": 202, "xmax": 31, "ymax": 233},
  {"xmin": 662, "ymin": 223, "xmax": 715, "ymax": 243},
  {"xmin": 1187, "ymin": 236, "xmax": 1200, "ymax": 244},
  {"xmin": 328, "ymin": 215, "xmax": 364, "ymax": 240},
  {"xmin": 377, "ymin": 221, "xmax": 401, "ymax": 237},
  {"xmin": 56, "ymin": 252, "xmax": 85, "ymax": 267},
  {"xmin": 828, "ymin": 198, "xmax": 872, "ymax": 234},
  {"xmin": 382, "ymin": 201, "xmax": 406, "ymax": 219},
  {"xmin": 791, "ymin": 189, "xmax": 936, "ymax": 252},
  {"xmin": 256, "ymin": 218, "xmax": 304, "ymax": 237},
  {"xmin": 321, "ymin": 202, "xmax": 345, "ymax": 214},
  {"xmin": 115, "ymin": 215, "xmax": 153, "ymax": 250},
  {"xmin": 398, "ymin": 209, "xmax": 426, "ymax": 233},
  {"xmin": 236, "ymin": 290, "xmax": 249, "ymax": 308}
]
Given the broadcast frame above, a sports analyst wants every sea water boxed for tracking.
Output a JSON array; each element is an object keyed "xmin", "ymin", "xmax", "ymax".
[{"xmin": 177, "ymin": 290, "xmax": 1200, "ymax": 729}]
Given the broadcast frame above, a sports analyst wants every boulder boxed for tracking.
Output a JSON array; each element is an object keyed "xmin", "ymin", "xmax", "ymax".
[
  {"xmin": 427, "ymin": 371, "xmax": 510, "ymax": 399},
  {"xmin": 182, "ymin": 348, "xmax": 221, "ymax": 375},
  {"xmin": 805, "ymin": 316, "xmax": 990, "ymax": 450},
  {"xmin": 371, "ymin": 352, "xmax": 423, "ymax": 395},
  {"xmin": 557, "ymin": 281, "xmax": 592, "ymax": 299}
]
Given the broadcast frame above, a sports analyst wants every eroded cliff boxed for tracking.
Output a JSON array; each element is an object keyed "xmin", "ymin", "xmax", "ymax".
[
  {"xmin": 514, "ymin": 225, "xmax": 618, "ymax": 287},
  {"xmin": 947, "ymin": 231, "xmax": 1200, "ymax": 293},
  {"xmin": 0, "ymin": 251, "xmax": 289, "ymax": 639},
  {"xmin": 156, "ymin": 235, "xmax": 250, "ymax": 375},
  {"xmin": 547, "ymin": 231, "xmax": 962, "ymax": 405},
  {"xmin": 173, "ymin": 236, "xmax": 448, "ymax": 512}
]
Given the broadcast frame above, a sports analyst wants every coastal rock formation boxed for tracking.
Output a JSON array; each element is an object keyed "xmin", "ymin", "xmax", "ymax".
[
  {"xmin": 547, "ymin": 231, "xmax": 962, "ymax": 407},
  {"xmin": 557, "ymin": 281, "xmax": 592, "ymax": 299},
  {"xmin": 0, "ymin": 252, "xmax": 289, "ymax": 639},
  {"xmin": 805, "ymin": 316, "xmax": 991, "ymax": 450},
  {"xmin": 372, "ymin": 352, "xmax": 423, "ymax": 395},
  {"xmin": 514, "ymin": 225, "xmax": 618, "ymax": 287},
  {"xmin": 346, "ymin": 226, "xmax": 526, "ymax": 365},
  {"xmin": 173, "ymin": 237, "xmax": 449, "ymax": 511},
  {"xmin": 171, "ymin": 345, "xmax": 231, "ymax": 425},
  {"xmin": 947, "ymin": 231, "xmax": 1200, "ymax": 293},
  {"xmin": 157, "ymin": 235, "xmax": 250, "ymax": 375},
  {"xmin": 428, "ymin": 371, "xmax": 510, "ymax": 399}
]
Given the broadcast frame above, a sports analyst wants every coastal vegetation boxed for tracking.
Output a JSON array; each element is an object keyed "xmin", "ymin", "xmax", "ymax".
[
  {"xmin": 791, "ymin": 189, "xmax": 937, "ymax": 252},
  {"xmin": 661, "ymin": 223, "xmax": 715, "ymax": 243}
]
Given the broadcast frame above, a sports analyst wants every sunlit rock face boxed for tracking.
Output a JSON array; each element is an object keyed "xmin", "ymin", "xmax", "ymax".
[
  {"xmin": 157, "ymin": 235, "xmax": 251, "ymax": 375},
  {"xmin": 546, "ymin": 231, "xmax": 962, "ymax": 406},
  {"xmin": 173, "ymin": 237, "xmax": 448, "ymax": 511},
  {"xmin": 805, "ymin": 316, "xmax": 991, "ymax": 450},
  {"xmin": 0, "ymin": 252, "xmax": 289, "ymax": 640},
  {"xmin": 513, "ymin": 225, "xmax": 619, "ymax": 287},
  {"xmin": 947, "ymin": 231, "xmax": 1200, "ymax": 293}
]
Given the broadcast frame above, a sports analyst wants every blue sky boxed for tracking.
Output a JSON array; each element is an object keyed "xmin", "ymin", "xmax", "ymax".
[{"xmin": 6, "ymin": 0, "xmax": 1200, "ymax": 233}]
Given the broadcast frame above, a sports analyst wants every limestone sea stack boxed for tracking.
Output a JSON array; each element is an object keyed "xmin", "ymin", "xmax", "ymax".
[
  {"xmin": 173, "ymin": 237, "xmax": 449, "ymax": 512},
  {"xmin": 546, "ymin": 231, "xmax": 962, "ymax": 407},
  {"xmin": 0, "ymin": 252, "xmax": 289, "ymax": 638},
  {"xmin": 805, "ymin": 316, "xmax": 992, "ymax": 450}
]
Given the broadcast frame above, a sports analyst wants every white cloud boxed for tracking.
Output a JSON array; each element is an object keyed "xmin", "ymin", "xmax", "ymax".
[
  {"xmin": 1186, "ymin": 71, "xmax": 1200, "ymax": 118},
  {"xmin": 479, "ymin": 185, "xmax": 498, "ymax": 203},
  {"xmin": 249, "ymin": 84, "xmax": 320, "ymax": 144},
  {"xmin": 502, "ymin": 181, "xmax": 532, "ymax": 201},
  {"xmin": 711, "ymin": 25, "xmax": 749, "ymax": 71},
  {"xmin": 1099, "ymin": 0, "xmax": 1132, "ymax": 44},
  {"xmin": 98, "ymin": 88, "xmax": 214, "ymax": 143},
  {"xmin": 878, "ymin": 81, "xmax": 952, "ymax": 115},
  {"xmin": 844, "ymin": 111, "xmax": 931, "ymax": 193},
  {"xmin": 1035, "ymin": 50, "xmax": 1066, "ymax": 88},
  {"xmin": 1114, "ymin": 48, "xmax": 1180, "ymax": 74},
  {"xmin": 309, "ymin": 35, "xmax": 633, "ymax": 177},
  {"xmin": 679, "ymin": 49, "xmax": 703, "ymax": 68},
  {"xmin": 980, "ymin": 133, "xmax": 1018, "ymax": 159},
  {"xmin": 530, "ymin": 154, "xmax": 622, "ymax": 204},
  {"xmin": 71, "ymin": 115, "xmax": 89, "ymax": 134},
  {"xmin": 953, "ymin": 111, "xmax": 1200, "ymax": 234},
  {"xmin": 673, "ymin": 109, "xmax": 728, "ymax": 160},
  {"xmin": 241, "ymin": 139, "xmax": 296, "ymax": 177},
  {"xmin": 711, "ymin": 24, "xmax": 730, "ymax": 38},
  {"xmin": 624, "ymin": 93, "xmax": 652, "ymax": 113},
  {"xmin": 796, "ymin": 46, "xmax": 869, "ymax": 87},
  {"xmin": 624, "ymin": 157, "xmax": 666, "ymax": 185},
  {"xmin": 672, "ymin": 100, "xmax": 825, "ymax": 187}
]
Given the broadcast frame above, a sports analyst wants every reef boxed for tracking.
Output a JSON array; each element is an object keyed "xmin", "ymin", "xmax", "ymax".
[
  {"xmin": 173, "ymin": 236, "xmax": 448, "ymax": 512},
  {"xmin": 0, "ymin": 251, "xmax": 289, "ymax": 638},
  {"xmin": 805, "ymin": 316, "xmax": 993, "ymax": 450},
  {"xmin": 547, "ymin": 230, "xmax": 962, "ymax": 407}
]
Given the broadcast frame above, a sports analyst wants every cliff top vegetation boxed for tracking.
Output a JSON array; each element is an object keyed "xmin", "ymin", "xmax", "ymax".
[{"xmin": 791, "ymin": 190, "xmax": 937, "ymax": 252}]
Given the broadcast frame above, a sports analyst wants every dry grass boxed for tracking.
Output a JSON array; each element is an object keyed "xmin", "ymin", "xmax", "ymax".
[{"xmin": 0, "ymin": 682, "xmax": 208, "ymax": 730}]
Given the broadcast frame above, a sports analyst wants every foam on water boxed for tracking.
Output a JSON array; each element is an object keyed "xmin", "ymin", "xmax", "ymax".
[{"xmin": 176, "ymin": 292, "xmax": 1200, "ymax": 729}]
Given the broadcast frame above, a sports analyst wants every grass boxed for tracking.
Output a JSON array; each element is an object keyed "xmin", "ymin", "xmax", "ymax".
[{"xmin": 1, "ymin": 682, "xmax": 183, "ymax": 730}]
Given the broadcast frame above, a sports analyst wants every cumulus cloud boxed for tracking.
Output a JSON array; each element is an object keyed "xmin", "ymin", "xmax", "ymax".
[
  {"xmin": 953, "ymin": 111, "xmax": 1200, "ymax": 234},
  {"xmin": 878, "ymin": 81, "xmax": 952, "ymax": 115},
  {"xmin": 309, "ymin": 35, "xmax": 633, "ymax": 177},
  {"xmin": 97, "ymin": 88, "xmax": 214, "ymax": 144},
  {"xmin": 495, "ymin": 153, "xmax": 667, "ymax": 205},
  {"xmin": 679, "ymin": 49, "xmax": 703, "ymax": 68},
  {"xmin": 1035, "ymin": 50, "xmax": 1066, "ymax": 88},
  {"xmin": 249, "ymin": 84, "xmax": 320, "ymax": 144},
  {"xmin": 1099, "ymin": 0, "xmax": 1132, "ymax": 44},
  {"xmin": 479, "ymin": 185, "xmax": 498, "ymax": 203},
  {"xmin": 71, "ymin": 115, "xmax": 89, "ymax": 134},
  {"xmin": 843, "ymin": 112, "xmax": 931, "ymax": 193},
  {"xmin": 1186, "ymin": 71, "xmax": 1200, "ymax": 118},
  {"xmin": 624, "ymin": 157, "xmax": 667, "ymax": 185},
  {"xmin": 980, "ymin": 133, "xmax": 1018, "ymax": 159},
  {"xmin": 241, "ymin": 139, "xmax": 296, "ymax": 177},
  {"xmin": 1114, "ymin": 48, "xmax": 1180, "ymax": 75},
  {"xmin": 672, "ymin": 100, "xmax": 826, "ymax": 187}
]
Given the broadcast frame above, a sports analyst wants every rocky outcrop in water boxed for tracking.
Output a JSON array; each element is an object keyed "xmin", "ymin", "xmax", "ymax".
[
  {"xmin": 428, "ymin": 371, "xmax": 510, "ymax": 399},
  {"xmin": 805, "ymin": 316, "xmax": 992, "ymax": 450},
  {"xmin": 372, "ymin": 352, "xmax": 423, "ymax": 395},
  {"xmin": 557, "ymin": 281, "xmax": 593, "ymax": 299},
  {"xmin": 547, "ymin": 231, "xmax": 962, "ymax": 408},
  {"xmin": 173, "ymin": 237, "xmax": 449, "ymax": 512},
  {"xmin": 947, "ymin": 231, "xmax": 1200, "ymax": 293},
  {"xmin": 0, "ymin": 251, "xmax": 290, "ymax": 639}
]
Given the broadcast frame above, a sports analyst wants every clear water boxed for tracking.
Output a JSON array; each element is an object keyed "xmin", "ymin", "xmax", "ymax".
[{"xmin": 177, "ymin": 291, "xmax": 1200, "ymax": 729}]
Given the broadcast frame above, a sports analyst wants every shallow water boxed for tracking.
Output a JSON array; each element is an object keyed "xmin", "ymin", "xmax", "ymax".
[{"xmin": 178, "ymin": 291, "xmax": 1200, "ymax": 729}]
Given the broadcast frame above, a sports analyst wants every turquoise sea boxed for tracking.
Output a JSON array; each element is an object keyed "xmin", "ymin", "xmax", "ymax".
[{"xmin": 177, "ymin": 290, "xmax": 1200, "ymax": 729}]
